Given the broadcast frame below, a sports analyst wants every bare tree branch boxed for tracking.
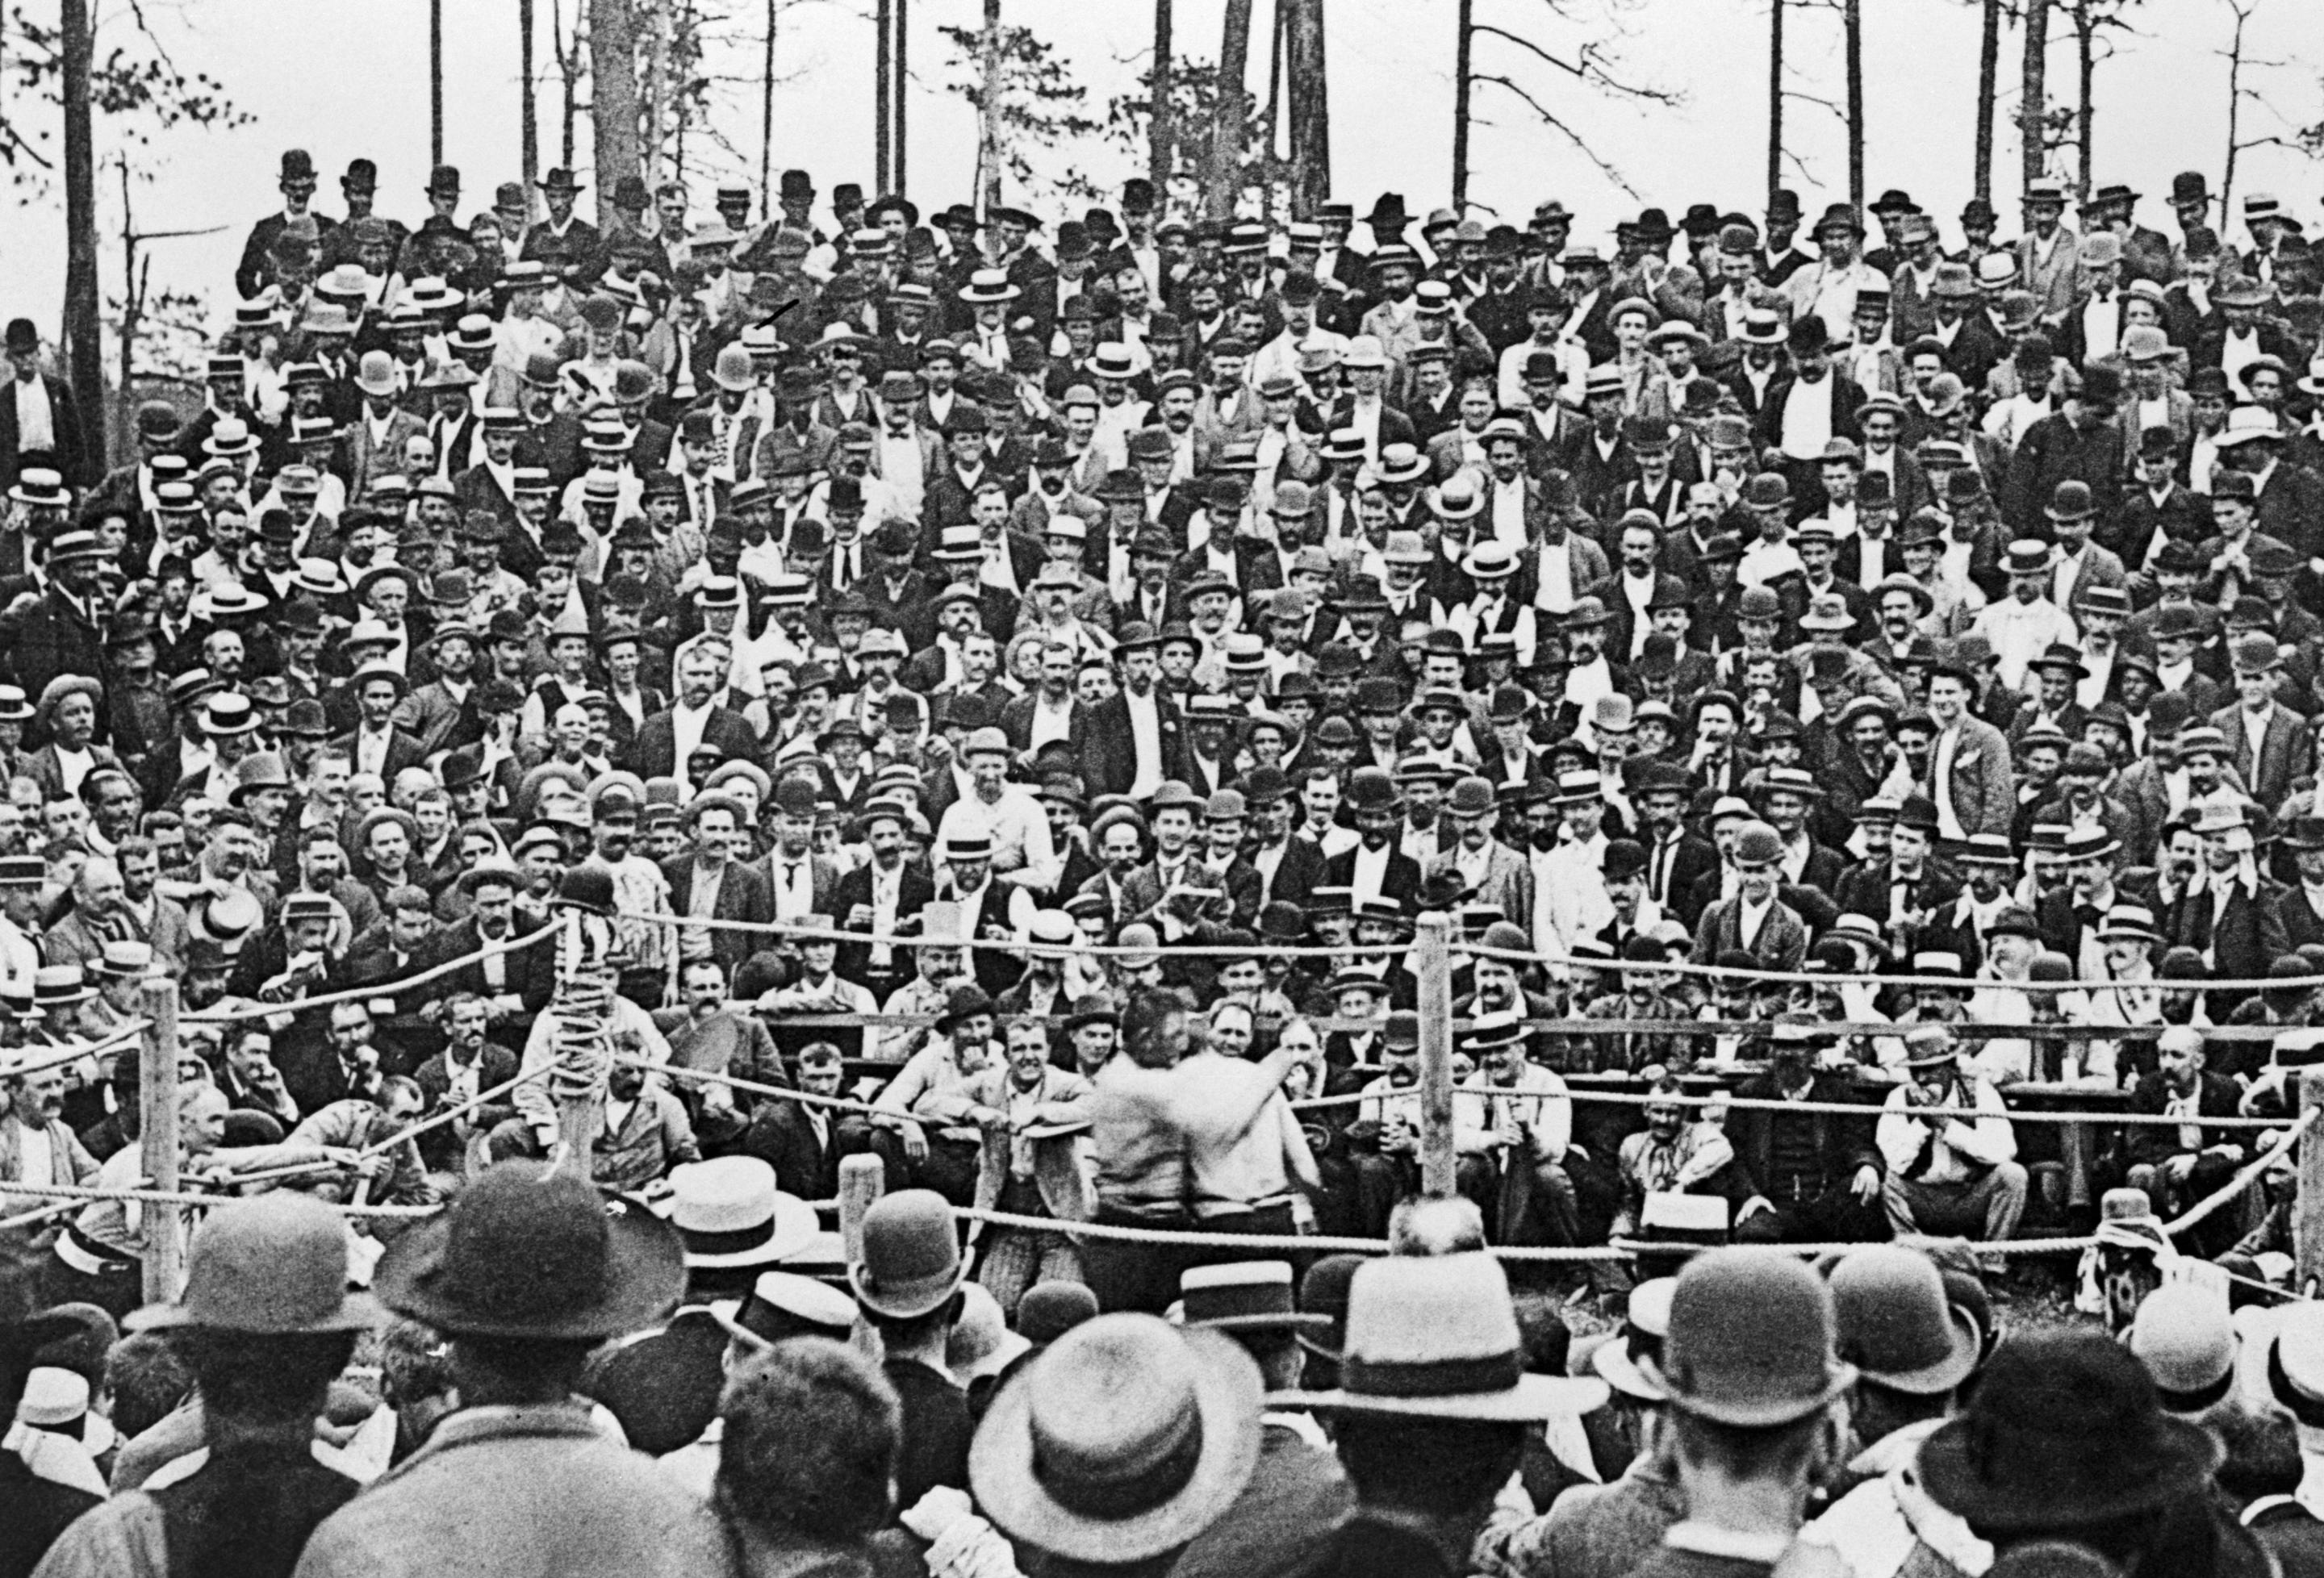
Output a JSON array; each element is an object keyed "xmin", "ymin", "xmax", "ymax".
[
  {"xmin": 1473, "ymin": 70, "xmax": 1639, "ymax": 196},
  {"xmin": 1469, "ymin": 21, "xmax": 1678, "ymax": 103}
]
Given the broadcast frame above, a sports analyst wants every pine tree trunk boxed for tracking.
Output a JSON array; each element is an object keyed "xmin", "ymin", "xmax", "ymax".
[
  {"xmin": 1974, "ymin": 0, "xmax": 1999, "ymax": 204},
  {"xmin": 2021, "ymin": 0, "xmax": 2049, "ymax": 192},
  {"xmin": 520, "ymin": 0, "xmax": 540, "ymax": 196},
  {"xmin": 875, "ymin": 0, "xmax": 892, "ymax": 193},
  {"xmin": 1766, "ymin": 0, "xmax": 1784, "ymax": 212},
  {"xmin": 589, "ymin": 0, "xmax": 642, "ymax": 197},
  {"xmin": 2073, "ymin": 0, "xmax": 2094, "ymax": 201},
  {"xmin": 978, "ymin": 0, "xmax": 1002, "ymax": 215},
  {"xmin": 60, "ymin": 0, "xmax": 100, "ymax": 477},
  {"xmin": 1844, "ymin": 0, "xmax": 1863, "ymax": 219},
  {"xmin": 1452, "ymin": 0, "xmax": 1473, "ymax": 211},
  {"xmin": 1208, "ymin": 0, "xmax": 1253, "ymax": 220},
  {"xmin": 1149, "ymin": 0, "xmax": 1172, "ymax": 198},
  {"xmin": 431, "ymin": 0, "xmax": 445, "ymax": 167},
  {"xmin": 1285, "ymin": 0, "xmax": 1329, "ymax": 217}
]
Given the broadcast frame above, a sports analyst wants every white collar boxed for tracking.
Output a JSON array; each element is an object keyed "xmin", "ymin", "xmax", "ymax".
[{"xmin": 1661, "ymin": 1522, "xmax": 1794, "ymax": 1564}]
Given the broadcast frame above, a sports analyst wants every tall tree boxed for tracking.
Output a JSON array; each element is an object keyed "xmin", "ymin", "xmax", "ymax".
[
  {"xmin": 1843, "ymin": 0, "xmax": 1863, "ymax": 216},
  {"xmin": 978, "ymin": 0, "xmax": 1003, "ymax": 211},
  {"xmin": 2020, "ymin": 0, "xmax": 2050, "ymax": 190},
  {"xmin": 947, "ymin": 13, "xmax": 1104, "ymax": 207},
  {"xmin": 520, "ymin": 0, "xmax": 541, "ymax": 195},
  {"xmin": 59, "ymin": 0, "xmax": 98, "ymax": 474},
  {"xmin": 876, "ymin": 0, "xmax": 892, "ymax": 192},
  {"xmin": 589, "ymin": 0, "xmax": 642, "ymax": 194},
  {"xmin": 1283, "ymin": 0, "xmax": 1329, "ymax": 215},
  {"xmin": 430, "ymin": 0, "xmax": 445, "ymax": 167},
  {"xmin": 1207, "ymin": 0, "xmax": 1253, "ymax": 219},
  {"xmin": 1974, "ymin": 0, "xmax": 2000, "ymax": 203},
  {"xmin": 1452, "ymin": 0, "xmax": 1475, "ymax": 209},
  {"xmin": 1149, "ymin": 0, "xmax": 1173, "ymax": 198},
  {"xmin": 1767, "ymin": 0, "xmax": 1784, "ymax": 211}
]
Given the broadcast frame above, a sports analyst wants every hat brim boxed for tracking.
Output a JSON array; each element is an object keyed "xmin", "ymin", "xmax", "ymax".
[
  {"xmin": 847, "ymin": 1254, "xmax": 967, "ymax": 1320},
  {"xmin": 1636, "ymin": 1355, "xmax": 1854, "ymax": 1428},
  {"xmin": 1275, "ymin": 1371, "xmax": 1609, "ymax": 1422},
  {"xmin": 972, "ymin": 1325, "xmax": 1263, "ymax": 1564},
  {"xmin": 372, "ymin": 1194, "xmax": 686, "ymax": 1341},
  {"xmin": 1589, "ymin": 1334, "xmax": 1668, "ymax": 1402},
  {"xmin": 1856, "ymin": 1305, "xmax": 1981, "ymax": 1396},
  {"xmin": 127, "ymin": 1288, "xmax": 385, "ymax": 1335},
  {"xmin": 654, "ymin": 1191, "xmax": 821, "ymax": 1270},
  {"xmin": 1916, "ymin": 1409, "xmax": 2221, "ymax": 1530}
]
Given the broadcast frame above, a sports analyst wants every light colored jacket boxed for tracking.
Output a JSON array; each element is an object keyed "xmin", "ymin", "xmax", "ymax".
[{"xmin": 292, "ymin": 1405, "xmax": 728, "ymax": 1578}]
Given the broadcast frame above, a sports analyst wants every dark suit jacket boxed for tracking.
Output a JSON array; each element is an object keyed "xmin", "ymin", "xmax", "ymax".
[
  {"xmin": 1080, "ymin": 691, "xmax": 1186, "ymax": 799},
  {"xmin": 2213, "ymin": 700, "xmax": 2314, "ymax": 811},
  {"xmin": 2164, "ymin": 877, "xmax": 2290, "ymax": 989},
  {"xmin": 1319, "ymin": 844, "xmax": 1423, "ymax": 910},
  {"xmin": 2276, "ymin": 885, "xmax": 2324, "ymax": 954},
  {"xmin": 2125, "ymin": 1071, "xmax": 2248, "ymax": 1166},
  {"xmin": 738, "ymin": 1098, "xmax": 842, "ymax": 1200},
  {"xmin": 417, "ymin": 915, "xmax": 558, "ymax": 1039},
  {"xmin": 328, "ymin": 726, "xmax": 431, "ymax": 783},
  {"xmin": 1729, "ymin": 1071, "xmax": 1880, "ymax": 1199},
  {"xmin": 622, "ymin": 704, "xmax": 760, "ymax": 779},
  {"xmin": 830, "ymin": 860, "xmax": 936, "ymax": 986},
  {"xmin": 1689, "ymin": 895, "xmax": 1810, "ymax": 971},
  {"xmin": 660, "ymin": 854, "xmax": 774, "ymax": 982},
  {"xmin": 0, "ymin": 372, "xmax": 92, "ymax": 488}
]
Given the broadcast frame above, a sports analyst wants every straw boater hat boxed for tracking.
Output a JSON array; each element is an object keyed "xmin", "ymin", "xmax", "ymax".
[
  {"xmin": 971, "ymin": 1313, "xmax": 1263, "ymax": 1563},
  {"xmin": 1276, "ymin": 1252, "xmax": 1607, "ymax": 1420},
  {"xmin": 647, "ymin": 1157, "xmax": 819, "ymax": 1269}
]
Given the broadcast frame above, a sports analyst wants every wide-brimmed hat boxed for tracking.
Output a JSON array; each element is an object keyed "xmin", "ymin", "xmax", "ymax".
[
  {"xmin": 374, "ymin": 1163, "xmax": 684, "ymax": 1341},
  {"xmin": 1590, "ymin": 1277, "xmax": 1675, "ymax": 1401},
  {"xmin": 128, "ymin": 1194, "xmax": 382, "ymax": 1334},
  {"xmin": 649, "ymin": 1157, "xmax": 819, "ymax": 1269},
  {"xmin": 1640, "ymin": 1248, "xmax": 1855, "ymax": 1427},
  {"xmin": 847, "ymin": 1188, "xmax": 966, "ymax": 1319},
  {"xmin": 1274, "ymin": 1252, "xmax": 1607, "ymax": 1421},
  {"xmin": 972, "ymin": 1313, "xmax": 1262, "ymax": 1563},
  {"xmin": 1920, "ymin": 1330, "xmax": 2221, "ymax": 1531}
]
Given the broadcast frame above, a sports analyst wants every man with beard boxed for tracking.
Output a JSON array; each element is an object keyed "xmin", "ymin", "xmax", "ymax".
[
  {"xmin": 583, "ymin": 779, "xmax": 678, "ymax": 1009},
  {"xmin": 1729, "ymin": 1019, "xmax": 1887, "ymax": 1246}
]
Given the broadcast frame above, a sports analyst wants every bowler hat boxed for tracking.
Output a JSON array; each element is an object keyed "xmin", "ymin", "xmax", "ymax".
[
  {"xmin": 850, "ymin": 1189, "xmax": 966, "ymax": 1319},
  {"xmin": 1641, "ymin": 1248, "xmax": 1855, "ymax": 1427}
]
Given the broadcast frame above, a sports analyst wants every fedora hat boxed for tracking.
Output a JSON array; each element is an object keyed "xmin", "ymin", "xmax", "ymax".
[
  {"xmin": 127, "ymin": 1194, "xmax": 381, "ymax": 1334},
  {"xmin": 1641, "ymin": 1248, "xmax": 1854, "ymax": 1427},
  {"xmin": 972, "ymin": 1313, "xmax": 1262, "ymax": 1563},
  {"xmin": 848, "ymin": 1189, "xmax": 966, "ymax": 1319},
  {"xmin": 649, "ymin": 1157, "xmax": 818, "ymax": 1269},
  {"xmin": 374, "ymin": 1162, "xmax": 684, "ymax": 1341},
  {"xmin": 1275, "ymin": 1252, "xmax": 1607, "ymax": 1421},
  {"xmin": 1921, "ymin": 1330, "xmax": 2220, "ymax": 1530}
]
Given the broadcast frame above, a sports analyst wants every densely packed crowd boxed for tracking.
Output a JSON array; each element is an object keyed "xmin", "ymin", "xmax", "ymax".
[{"xmin": 2, "ymin": 139, "xmax": 2324, "ymax": 1573}]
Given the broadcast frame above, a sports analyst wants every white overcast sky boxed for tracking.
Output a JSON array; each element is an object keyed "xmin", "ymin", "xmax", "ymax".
[{"xmin": 11, "ymin": 0, "xmax": 2323, "ymax": 344}]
